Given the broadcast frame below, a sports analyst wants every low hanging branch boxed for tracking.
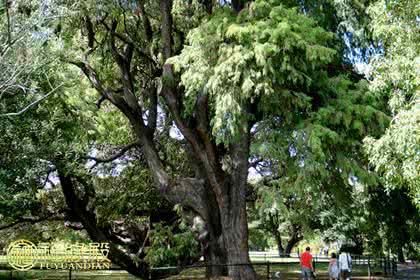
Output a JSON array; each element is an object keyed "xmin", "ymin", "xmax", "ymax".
[
  {"xmin": 0, "ymin": 214, "xmax": 64, "ymax": 231},
  {"xmin": 57, "ymin": 167, "xmax": 151, "ymax": 278},
  {"xmin": 0, "ymin": 83, "xmax": 63, "ymax": 117}
]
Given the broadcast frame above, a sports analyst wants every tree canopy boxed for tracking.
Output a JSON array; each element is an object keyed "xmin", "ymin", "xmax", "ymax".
[
  {"xmin": 0, "ymin": 0, "xmax": 419, "ymax": 279},
  {"xmin": 364, "ymin": 0, "xmax": 419, "ymax": 207}
]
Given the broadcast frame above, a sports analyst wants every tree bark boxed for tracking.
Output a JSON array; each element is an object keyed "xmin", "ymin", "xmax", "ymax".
[
  {"xmin": 397, "ymin": 247, "xmax": 405, "ymax": 263},
  {"xmin": 217, "ymin": 117, "xmax": 258, "ymax": 280},
  {"xmin": 202, "ymin": 182, "xmax": 228, "ymax": 277},
  {"xmin": 204, "ymin": 230, "xmax": 227, "ymax": 277},
  {"xmin": 274, "ymin": 232, "xmax": 285, "ymax": 257},
  {"xmin": 220, "ymin": 196, "xmax": 257, "ymax": 280},
  {"xmin": 285, "ymin": 237, "xmax": 300, "ymax": 256},
  {"xmin": 232, "ymin": 0, "xmax": 245, "ymax": 12},
  {"xmin": 285, "ymin": 226, "xmax": 303, "ymax": 256}
]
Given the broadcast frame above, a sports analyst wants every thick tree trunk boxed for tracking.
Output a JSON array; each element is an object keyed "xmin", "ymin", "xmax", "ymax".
[
  {"xmin": 285, "ymin": 226, "xmax": 303, "ymax": 256},
  {"xmin": 206, "ymin": 208, "xmax": 228, "ymax": 276},
  {"xmin": 274, "ymin": 232, "xmax": 285, "ymax": 257},
  {"xmin": 218, "ymin": 119, "xmax": 258, "ymax": 280},
  {"xmin": 202, "ymin": 182, "xmax": 228, "ymax": 277},
  {"xmin": 159, "ymin": 0, "xmax": 257, "ymax": 277},
  {"xmin": 285, "ymin": 237, "xmax": 301, "ymax": 256},
  {"xmin": 204, "ymin": 231, "xmax": 227, "ymax": 277},
  {"xmin": 397, "ymin": 247, "xmax": 405, "ymax": 263},
  {"xmin": 221, "ymin": 205, "xmax": 256, "ymax": 280}
]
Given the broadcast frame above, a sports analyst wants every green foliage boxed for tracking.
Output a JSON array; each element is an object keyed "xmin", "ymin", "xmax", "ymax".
[
  {"xmin": 318, "ymin": 184, "xmax": 371, "ymax": 253},
  {"xmin": 0, "ymin": 0, "xmax": 50, "ymax": 97},
  {"xmin": 366, "ymin": 187, "xmax": 420, "ymax": 258},
  {"xmin": 94, "ymin": 162, "xmax": 163, "ymax": 224},
  {"xmin": 0, "ymin": 220, "xmax": 89, "ymax": 252},
  {"xmin": 0, "ymin": 0, "xmax": 131, "ymax": 228},
  {"xmin": 0, "ymin": 62, "xmax": 102, "ymax": 217},
  {"xmin": 250, "ymin": 80, "xmax": 388, "ymax": 213},
  {"xmin": 172, "ymin": 0, "xmax": 208, "ymax": 32},
  {"xmin": 145, "ymin": 222, "xmax": 199, "ymax": 267},
  {"xmin": 0, "ymin": 1, "xmax": 196, "ymax": 268},
  {"xmin": 299, "ymin": 0, "xmax": 373, "ymax": 40},
  {"xmin": 1, "ymin": 0, "xmax": 418, "ymax": 270},
  {"xmin": 170, "ymin": 0, "xmax": 337, "ymax": 144},
  {"xmin": 248, "ymin": 226, "xmax": 271, "ymax": 251},
  {"xmin": 364, "ymin": 0, "xmax": 420, "ymax": 207},
  {"xmin": 249, "ymin": 177, "xmax": 322, "ymax": 253}
]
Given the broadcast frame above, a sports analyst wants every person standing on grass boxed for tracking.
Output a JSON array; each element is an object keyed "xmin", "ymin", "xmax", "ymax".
[
  {"xmin": 300, "ymin": 246, "xmax": 314, "ymax": 280},
  {"xmin": 328, "ymin": 252, "xmax": 339, "ymax": 280},
  {"xmin": 338, "ymin": 246, "xmax": 352, "ymax": 280}
]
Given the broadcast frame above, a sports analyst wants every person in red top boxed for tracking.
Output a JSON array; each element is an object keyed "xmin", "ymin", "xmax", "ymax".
[{"xmin": 300, "ymin": 247, "xmax": 314, "ymax": 280}]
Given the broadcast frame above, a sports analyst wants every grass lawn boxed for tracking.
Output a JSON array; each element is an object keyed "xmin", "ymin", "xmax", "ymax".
[
  {"xmin": 0, "ymin": 255, "xmax": 392, "ymax": 279},
  {"xmin": 0, "ymin": 265, "xmax": 391, "ymax": 280},
  {"xmin": 0, "ymin": 270, "xmax": 137, "ymax": 280},
  {"xmin": 159, "ymin": 262, "xmax": 390, "ymax": 280}
]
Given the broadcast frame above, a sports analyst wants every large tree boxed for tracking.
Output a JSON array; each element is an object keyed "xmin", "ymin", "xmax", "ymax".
[
  {"xmin": 56, "ymin": 0, "xmax": 388, "ymax": 278},
  {"xmin": 1, "ymin": 0, "xmax": 392, "ymax": 279}
]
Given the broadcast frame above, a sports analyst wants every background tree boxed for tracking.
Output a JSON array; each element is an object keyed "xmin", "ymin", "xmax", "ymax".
[
  {"xmin": 0, "ymin": 0, "xmax": 61, "ymax": 115},
  {"xmin": 364, "ymin": 0, "xmax": 419, "ymax": 207},
  {"xmin": 0, "ymin": 2, "xmax": 198, "ymax": 276},
  {"xmin": 249, "ymin": 177, "xmax": 321, "ymax": 257},
  {"xmin": 366, "ymin": 186, "xmax": 420, "ymax": 262}
]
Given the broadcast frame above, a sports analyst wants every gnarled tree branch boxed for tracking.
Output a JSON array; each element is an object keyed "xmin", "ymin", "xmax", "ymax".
[
  {"xmin": 84, "ymin": 141, "xmax": 140, "ymax": 169},
  {"xmin": 0, "ymin": 83, "xmax": 63, "ymax": 117},
  {"xmin": 57, "ymin": 166, "xmax": 150, "ymax": 278},
  {"xmin": 159, "ymin": 0, "xmax": 227, "ymax": 208}
]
